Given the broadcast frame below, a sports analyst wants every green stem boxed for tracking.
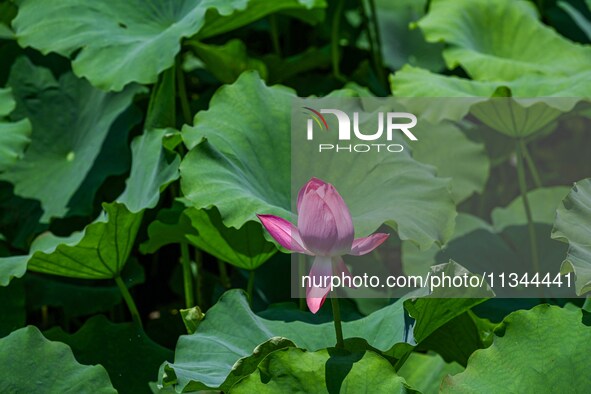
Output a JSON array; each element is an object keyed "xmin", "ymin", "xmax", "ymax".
[
  {"xmin": 330, "ymin": 295, "xmax": 345, "ymax": 348},
  {"xmin": 366, "ymin": 0, "xmax": 386, "ymax": 87},
  {"xmin": 515, "ymin": 139, "xmax": 541, "ymax": 274},
  {"xmin": 521, "ymin": 140, "xmax": 542, "ymax": 189},
  {"xmin": 181, "ymin": 242, "xmax": 195, "ymax": 308},
  {"xmin": 114, "ymin": 275, "xmax": 143, "ymax": 328},
  {"xmin": 247, "ymin": 270, "xmax": 256, "ymax": 305},
  {"xmin": 176, "ymin": 60, "xmax": 192, "ymax": 127},
  {"xmin": 195, "ymin": 249, "xmax": 204, "ymax": 307},
  {"xmin": 269, "ymin": 15, "xmax": 281, "ymax": 56},
  {"xmin": 331, "ymin": 0, "xmax": 345, "ymax": 81},
  {"xmin": 218, "ymin": 259, "xmax": 231, "ymax": 289}
]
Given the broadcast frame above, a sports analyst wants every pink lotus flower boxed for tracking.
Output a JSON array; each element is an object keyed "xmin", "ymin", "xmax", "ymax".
[{"xmin": 257, "ymin": 178, "xmax": 389, "ymax": 313}]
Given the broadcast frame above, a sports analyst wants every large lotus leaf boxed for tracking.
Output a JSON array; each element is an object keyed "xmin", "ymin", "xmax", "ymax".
[
  {"xmin": 231, "ymin": 348, "xmax": 418, "ymax": 394},
  {"xmin": 13, "ymin": 0, "xmax": 325, "ymax": 91},
  {"xmin": 0, "ymin": 57, "xmax": 143, "ymax": 222},
  {"xmin": 161, "ymin": 264, "xmax": 478, "ymax": 393},
  {"xmin": 23, "ymin": 203, "xmax": 142, "ymax": 279},
  {"xmin": 397, "ymin": 353, "xmax": 463, "ymax": 394},
  {"xmin": 141, "ymin": 203, "xmax": 276, "ymax": 270},
  {"xmin": 418, "ymin": 0, "xmax": 591, "ymax": 81},
  {"xmin": 410, "ymin": 121, "xmax": 489, "ymax": 203},
  {"xmin": 552, "ymin": 179, "xmax": 591, "ymax": 295},
  {"xmin": 161, "ymin": 290, "xmax": 410, "ymax": 392},
  {"xmin": 45, "ymin": 315, "xmax": 173, "ymax": 394},
  {"xmin": 181, "ymin": 71, "xmax": 455, "ymax": 249},
  {"xmin": 184, "ymin": 207, "xmax": 277, "ymax": 270},
  {"xmin": 0, "ymin": 326, "xmax": 116, "ymax": 393},
  {"xmin": 441, "ymin": 305, "xmax": 591, "ymax": 392},
  {"xmin": 491, "ymin": 186, "xmax": 570, "ymax": 232},
  {"xmin": 0, "ymin": 87, "xmax": 30, "ymax": 172},
  {"xmin": 390, "ymin": 66, "xmax": 591, "ymax": 137}
]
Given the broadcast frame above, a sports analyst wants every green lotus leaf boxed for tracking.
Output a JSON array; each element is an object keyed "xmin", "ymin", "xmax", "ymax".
[
  {"xmin": 24, "ymin": 202, "xmax": 142, "ymax": 279},
  {"xmin": 410, "ymin": 121, "xmax": 489, "ymax": 203},
  {"xmin": 45, "ymin": 315, "xmax": 173, "ymax": 394},
  {"xmin": 397, "ymin": 353, "xmax": 463, "ymax": 394},
  {"xmin": 441, "ymin": 305, "xmax": 591, "ymax": 392},
  {"xmin": 0, "ymin": 57, "xmax": 143, "ymax": 222},
  {"xmin": 418, "ymin": 0, "xmax": 591, "ymax": 81},
  {"xmin": 141, "ymin": 204, "xmax": 276, "ymax": 270},
  {"xmin": 390, "ymin": 66, "xmax": 591, "ymax": 137},
  {"xmin": 161, "ymin": 262, "xmax": 479, "ymax": 393},
  {"xmin": 231, "ymin": 348, "xmax": 418, "ymax": 394},
  {"xmin": 491, "ymin": 186, "xmax": 570, "ymax": 232},
  {"xmin": 13, "ymin": 0, "xmax": 325, "ymax": 91},
  {"xmin": 161, "ymin": 289, "xmax": 410, "ymax": 392},
  {"xmin": 181, "ymin": 71, "xmax": 456, "ymax": 250},
  {"xmin": 184, "ymin": 207, "xmax": 277, "ymax": 270},
  {"xmin": 0, "ymin": 87, "xmax": 30, "ymax": 172},
  {"xmin": 552, "ymin": 179, "xmax": 591, "ymax": 295},
  {"xmin": 0, "ymin": 326, "xmax": 116, "ymax": 393}
]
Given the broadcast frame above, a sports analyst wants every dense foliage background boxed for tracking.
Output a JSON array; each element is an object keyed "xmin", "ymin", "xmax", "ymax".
[{"xmin": 1, "ymin": 0, "xmax": 591, "ymax": 392}]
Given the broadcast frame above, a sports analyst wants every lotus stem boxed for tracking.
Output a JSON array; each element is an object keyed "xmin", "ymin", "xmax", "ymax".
[
  {"xmin": 521, "ymin": 140, "xmax": 542, "ymax": 189},
  {"xmin": 176, "ymin": 59, "xmax": 192, "ymax": 127},
  {"xmin": 195, "ymin": 248, "xmax": 204, "ymax": 307},
  {"xmin": 330, "ymin": 295, "xmax": 345, "ymax": 348},
  {"xmin": 515, "ymin": 139, "xmax": 541, "ymax": 274},
  {"xmin": 247, "ymin": 269, "xmax": 256, "ymax": 305},
  {"xmin": 269, "ymin": 15, "xmax": 281, "ymax": 56},
  {"xmin": 218, "ymin": 259, "xmax": 231, "ymax": 289},
  {"xmin": 366, "ymin": 0, "xmax": 386, "ymax": 87},
  {"xmin": 181, "ymin": 242, "xmax": 195, "ymax": 308},
  {"xmin": 114, "ymin": 275, "xmax": 143, "ymax": 328},
  {"xmin": 331, "ymin": 0, "xmax": 345, "ymax": 81}
]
